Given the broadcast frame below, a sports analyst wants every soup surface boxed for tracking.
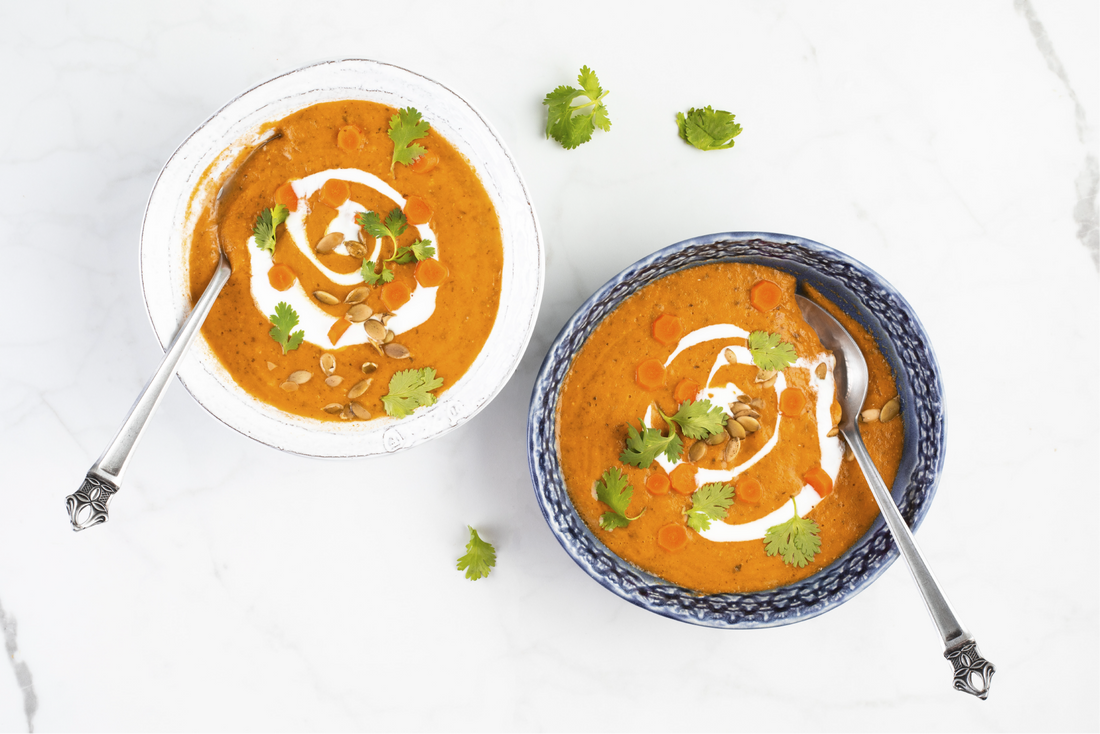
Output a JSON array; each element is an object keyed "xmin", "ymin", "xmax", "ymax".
[
  {"xmin": 556, "ymin": 263, "xmax": 904, "ymax": 594},
  {"xmin": 187, "ymin": 100, "xmax": 503, "ymax": 422}
]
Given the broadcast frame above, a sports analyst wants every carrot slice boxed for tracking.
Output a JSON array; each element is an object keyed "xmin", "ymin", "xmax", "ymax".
[
  {"xmin": 380, "ymin": 281, "xmax": 411, "ymax": 312},
  {"xmin": 409, "ymin": 149, "xmax": 440, "ymax": 173},
  {"xmin": 267, "ymin": 263, "xmax": 296, "ymax": 291},
  {"xmin": 635, "ymin": 358, "xmax": 666, "ymax": 390},
  {"xmin": 750, "ymin": 280, "xmax": 783, "ymax": 312},
  {"xmin": 657, "ymin": 523, "xmax": 689, "ymax": 552},
  {"xmin": 337, "ymin": 125, "xmax": 363, "ymax": 151},
  {"xmin": 403, "ymin": 195, "xmax": 433, "ymax": 225},
  {"xmin": 779, "ymin": 387, "xmax": 807, "ymax": 416},
  {"xmin": 319, "ymin": 179, "xmax": 350, "ymax": 209},
  {"xmin": 674, "ymin": 378, "xmax": 701, "ymax": 404},
  {"xmin": 652, "ymin": 314, "xmax": 681, "ymax": 345},
  {"xmin": 414, "ymin": 258, "xmax": 449, "ymax": 287},
  {"xmin": 669, "ymin": 464, "xmax": 697, "ymax": 495},
  {"xmin": 645, "ymin": 472, "xmax": 670, "ymax": 496},
  {"xmin": 328, "ymin": 318, "xmax": 352, "ymax": 345},
  {"xmin": 803, "ymin": 466, "xmax": 834, "ymax": 497},
  {"xmin": 736, "ymin": 476, "xmax": 763, "ymax": 505},
  {"xmin": 274, "ymin": 182, "xmax": 298, "ymax": 212}
]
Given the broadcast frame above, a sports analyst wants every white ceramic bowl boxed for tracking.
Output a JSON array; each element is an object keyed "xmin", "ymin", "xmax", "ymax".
[{"xmin": 140, "ymin": 59, "xmax": 543, "ymax": 457}]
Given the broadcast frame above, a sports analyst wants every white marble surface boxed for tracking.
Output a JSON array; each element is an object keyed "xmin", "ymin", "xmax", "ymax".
[{"xmin": 0, "ymin": 1, "xmax": 1096, "ymax": 730}]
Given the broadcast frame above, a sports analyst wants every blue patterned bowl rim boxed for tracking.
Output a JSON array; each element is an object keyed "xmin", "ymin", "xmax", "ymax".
[{"xmin": 527, "ymin": 232, "xmax": 946, "ymax": 629}]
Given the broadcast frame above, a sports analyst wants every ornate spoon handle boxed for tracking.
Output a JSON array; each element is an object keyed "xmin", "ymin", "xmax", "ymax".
[
  {"xmin": 65, "ymin": 255, "xmax": 231, "ymax": 531},
  {"xmin": 843, "ymin": 426, "xmax": 995, "ymax": 699}
]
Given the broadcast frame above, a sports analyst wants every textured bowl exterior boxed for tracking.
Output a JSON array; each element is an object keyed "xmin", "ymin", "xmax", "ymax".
[
  {"xmin": 140, "ymin": 59, "xmax": 543, "ymax": 458},
  {"xmin": 528, "ymin": 233, "xmax": 945, "ymax": 628}
]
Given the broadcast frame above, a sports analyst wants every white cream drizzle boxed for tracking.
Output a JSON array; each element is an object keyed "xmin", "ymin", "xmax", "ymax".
[
  {"xmin": 646, "ymin": 324, "xmax": 844, "ymax": 542},
  {"xmin": 246, "ymin": 167, "xmax": 442, "ymax": 347}
]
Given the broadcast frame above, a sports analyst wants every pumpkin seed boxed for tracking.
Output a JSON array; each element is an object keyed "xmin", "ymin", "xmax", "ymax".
[
  {"xmin": 688, "ymin": 441, "xmax": 706, "ymax": 462},
  {"xmin": 288, "ymin": 370, "xmax": 311, "ymax": 384},
  {"xmin": 750, "ymin": 397, "xmax": 764, "ymax": 409},
  {"xmin": 755, "ymin": 369, "xmax": 777, "ymax": 383},
  {"xmin": 736, "ymin": 395, "xmax": 752, "ymax": 404},
  {"xmin": 315, "ymin": 232, "xmax": 343, "ymax": 254},
  {"xmin": 322, "ymin": 403, "xmax": 343, "ymax": 414},
  {"xmin": 364, "ymin": 320, "xmax": 387, "ymax": 342},
  {"xmin": 381, "ymin": 313, "xmax": 394, "ymax": 326},
  {"xmin": 815, "ymin": 362, "xmax": 827, "ymax": 380},
  {"xmin": 320, "ymin": 353, "xmax": 336, "ymax": 376},
  {"xmin": 762, "ymin": 375, "xmax": 777, "ymax": 389},
  {"xmin": 313, "ymin": 290, "xmax": 340, "ymax": 305},
  {"xmin": 367, "ymin": 341, "xmax": 384, "ymax": 357},
  {"xmin": 349, "ymin": 402, "xmax": 371, "ymax": 420},
  {"xmin": 347, "ymin": 379, "xmax": 372, "ymax": 399},
  {"xmin": 266, "ymin": 361, "xmax": 276, "ymax": 371},
  {"xmin": 280, "ymin": 381, "xmax": 298, "ymax": 392},
  {"xmin": 860, "ymin": 408, "xmax": 880, "ymax": 423},
  {"xmin": 880, "ymin": 397, "xmax": 900, "ymax": 423},
  {"xmin": 383, "ymin": 329, "xmax": 395, "ymax": 344},
  {"xmin": 345, "ymin": 242, "xmax": 366, "ymax": 259},
  {"xmin": 704, "ymin": 431, "xmax": 728, "ymax": 446},
  {"xmin": 726, "ymin": 420, "xmax": 747, "ymax": 439},
  {"xmin": 344, "ymin": 287, "xmax": 369, "ymax": 305},
  {"xmin": 723, "ymin": 437, "xmax": 741, "ymax": 462},
  {"xmin": 736, "ymin": 415, "xmax": 761, "ymax": 433},
  {"xmin": 361, "ymin": 362, "xmax": 378, "ymax": 374},
  {"xmin": 384, "ymin": 343, "xmax": 411, "ymax": 359},
  {"xmin": 732, "ymin": 403, "xmax": 756, "ymax": 416},
  {"xmin": 723, "ymin": 347, "xmax": 737, "ymax": 364},
  {"xmin": 325, "ymin": 375, "xmax": 343, "ymax": 387},
  {"xmin": 346, "ymin": 304, "xmax": 372, "ymax": 323},
  {"xmin": 826, "ymin": 426, "xmax": 839, "ymax": 438}
]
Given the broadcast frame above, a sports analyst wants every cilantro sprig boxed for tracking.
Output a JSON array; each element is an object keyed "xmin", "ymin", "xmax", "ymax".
[
  {"xmin": 388, "ymin": 107, "xmax": 430, "ymax": 175},
  {"xmin": 356, "ymin": 208, "xmax": 409, "ymax": 285},
  {"xmin": 595, "ymin": 467, "xmax": 644, "ymax": 531},
  {"xmin": 268, "ymin": 302, "xmax": 304, "ymax": 355},
  {"xmin": 748, "ymin": 331, "xmax": 798, "ymax": 371},
  {"xmin": 684, "ymin": 482, "xmax": 736, "ymax": 532},
  {"xmin": 382, "ymin": 367, "xmax": 444, "ymax": 418},
  {"xmin": 676, "ymin": 106, "xmax": 743, "ymax": 151},
  {"xmin": 253, "ymin": 204, "xmax": 289, "ymax": 255},
  {"xmin": 763, "ymin": 500, "xmax": 822, "ymax": 567},
  {"xmin": 456, "ymin": 526, "xmax": 496, "ymax": 580},
  {"xmin": 657, "ymin": 399, "xmax": 728, "ymax": 440},
  {"xmin": 386, "ymin": 239, "xmax": 435, "ymax": 265},
  {"xmin": 619, "ymin": 422, "xmax": 683, "ymax": 469},
  {"xmin": 542, "ymin": 65, "xmax": 611, "ymax": 149}
]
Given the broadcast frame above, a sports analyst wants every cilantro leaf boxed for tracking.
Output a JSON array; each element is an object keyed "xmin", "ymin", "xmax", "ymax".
[
  {"xmin": 456, "ymin": 526, "xmax": 496, "ymax": 580},
  {"xmin": 382, "ymin": 367, "xmax": 444, "ymax": 418},
  {"xmin": 748, "ymin": 330, "xmax": 798, "ymax": 371},
  {"xmin": 542, "ymin": 65, "xmax": 611, "ymax": 149},
  {"xmin": 676, "ymin": 106, "xmax": 743, "ymax": 151},
  {"xmin": 684, "ymin": 482, "xmax": 736, "ymax": 532},
  {"xmin": 268, "ymin": 301, "xmax": 304, "ymax": 355},
  {"xmin": 388, "ymin": 107, "xmax": 430, "ymax": 175},
  {"xmin": 619, "ymin": 422, "xmax": 683, "ymax": 469},
  {"xmin": 764, "ymin": 500, "xmax": 822, "ymax": 568},
  {"xmin": 595, "ymin": 466, "xmax": 644, "ymax": 531},
  {"xmin": 387, "ymin": 239, "xmax": 435, "ymax": 265},
  {"xmin": 360, "ymin": 259, "xmax": 394, "ymax": 286},
  {"xmin": 658, "ymin": 399, "xmax": 728, "ymax": 440},
  {"xmin": 252, "ymin": 204, "xmax": 289, "ymax": 255},
  {"xmin": 357, "ymin": 208, "xmax": 408, "ymax": 245}
]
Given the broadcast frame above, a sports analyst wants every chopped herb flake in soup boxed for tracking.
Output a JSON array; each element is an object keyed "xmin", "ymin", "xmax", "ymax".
[
  {"xmin": 187, "ymin": 100, "xmax": 503, "ymax": 421},
  {"xmin": 556, "ymin": 263, "xmax": 905, "ymax": 594}
]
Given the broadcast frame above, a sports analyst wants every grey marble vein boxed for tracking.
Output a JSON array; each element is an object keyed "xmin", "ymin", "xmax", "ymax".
[
  {"xmin": 1016, "ymin": 0, "xmax": 1100, "ymax": 268},
  {"xmin": 0, "ymin": 598, "xmax": 37, "ymax": 733}
]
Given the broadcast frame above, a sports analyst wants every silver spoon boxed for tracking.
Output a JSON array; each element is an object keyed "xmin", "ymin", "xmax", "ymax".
[
  {"xmin": 65, "ymin": 130, "xmax": 283, "ymax": 531},
  {"xmin": 795, "ymin": 294, "xmax": 995, "ymax": 700}
]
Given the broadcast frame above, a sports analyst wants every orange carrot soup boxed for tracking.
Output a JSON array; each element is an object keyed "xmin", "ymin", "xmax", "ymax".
[
  {"xmin": 556, "ymin": 263, "xmax": 905, "ymax": 594},
  {"xmin": 187, "ymin": 101, "xmax": 503, "ymax": 422}
]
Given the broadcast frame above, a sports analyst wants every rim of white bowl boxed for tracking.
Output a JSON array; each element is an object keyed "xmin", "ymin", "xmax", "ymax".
[{"xmin": 140, "ymin": 59, "xmax": 543, "ymax": 458}]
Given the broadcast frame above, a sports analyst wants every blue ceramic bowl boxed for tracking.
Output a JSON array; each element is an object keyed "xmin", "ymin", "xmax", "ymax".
[{"xmin": 527, "ymin": 232, "xmax": 946, "ymax": 628}]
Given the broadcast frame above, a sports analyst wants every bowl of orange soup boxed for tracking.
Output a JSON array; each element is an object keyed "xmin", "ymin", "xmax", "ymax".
[
  {"xmin": 528, "ymin": 233, "xmax": 945, "ymax": 628},
  {"xmin": 141, "ymin": 59, "xmax": 543, "ymax": 457}
]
